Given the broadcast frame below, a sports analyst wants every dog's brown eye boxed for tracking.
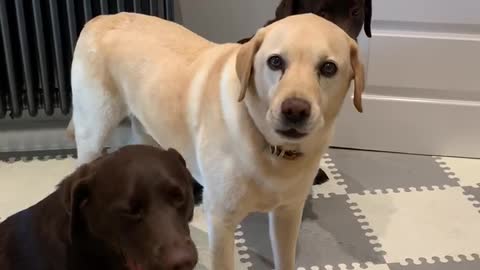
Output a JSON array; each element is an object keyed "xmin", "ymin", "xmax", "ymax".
[
  {"xmin": 319, "ymin": 61, "xmax": 338, "ymax": 77},
  {"xmin": 351, "ymin": 7, "xmax": 361, "ymax": 17},
  {"xmin": 169, "ymin": 188, "xmax": 185, "ymax": 208},
  {"xmin": 267, "ymin": 55, "xmax": 285, "ymax": 71},
  {"xmin": 120, "ymin": 201, "xmax": 144, "ymax": 221}
]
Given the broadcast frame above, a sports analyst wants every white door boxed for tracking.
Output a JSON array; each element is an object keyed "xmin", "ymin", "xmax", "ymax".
[{"xmin": 333, "ymin": 0, "xmax": 480, "ymax": 158}]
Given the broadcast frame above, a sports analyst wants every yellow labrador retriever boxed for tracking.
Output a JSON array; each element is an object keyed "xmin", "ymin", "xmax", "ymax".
[{"xmin": 69, "ymin": 12, "xmax": 364, "ymax": 270}]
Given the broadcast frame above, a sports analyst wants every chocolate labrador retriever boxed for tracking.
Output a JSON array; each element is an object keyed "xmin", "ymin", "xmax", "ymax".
[{"xmin": 0, "ymin": 145, "xmax": 198, "ymax": 270}]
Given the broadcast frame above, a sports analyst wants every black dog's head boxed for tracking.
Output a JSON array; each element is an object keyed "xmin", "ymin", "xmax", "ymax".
[
  {"xmin": 61, "ymin": 145, "xmax": 197, "ymax": 270},
  {"xmin": 239, "ymin": 0, "xmax": 372, "ymax": 43},
  {"xmin": 272, "ymin": 0, "xmax": 372, "ymax": 39}
]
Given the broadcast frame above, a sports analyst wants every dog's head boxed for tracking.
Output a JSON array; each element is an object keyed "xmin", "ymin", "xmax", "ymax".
[
  {"xmin": 271, "ymin": 0, "xmax": 372, "ymax": 39},
  {"xmin": 236, "ymin": 14, "xmax": 364, "ymax": 148},
  {"xmin": 61, "ymin": 145, "xmax": 197, "ymax": 270}
]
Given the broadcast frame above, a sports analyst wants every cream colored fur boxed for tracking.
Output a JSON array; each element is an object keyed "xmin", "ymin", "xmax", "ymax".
[{"xmin": 69, "ymin": 12, "xmax": 364, "ymax": 270}]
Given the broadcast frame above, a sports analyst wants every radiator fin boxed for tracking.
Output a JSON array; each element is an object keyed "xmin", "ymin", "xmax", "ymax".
[{"xmin": 0, "ymin": 0, "xmax": 171, "ymax": 119}]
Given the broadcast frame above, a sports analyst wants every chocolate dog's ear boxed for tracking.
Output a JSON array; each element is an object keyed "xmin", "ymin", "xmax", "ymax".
[
  {"xmin": 167, "ymin": 148, "xmax": 186, "ymax": 167},
  {"xmin": 61, "ymin": 164, "xmax": 94, "ymax": 241},
  {"xmin": 349, "ymin": 40, "xmax": 365, "ymax": 112},
  {"xmin": 364, "ymin": 0, "xmax": 372, "ymax": 37},
  {"xmin": 236, "ymin": 28, "xmax": 265, "ymax": 102}
]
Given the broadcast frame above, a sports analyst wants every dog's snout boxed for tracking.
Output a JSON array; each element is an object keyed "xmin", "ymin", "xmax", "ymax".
[
  {"xmin": 163, "ymin": 241, "xmax": 198, "ymax": 270},
  {"xmin": 281, "ymin": 98, "xmax": 311, "ymax": 124},
  {"xmin": 165, "ymin": 249, "xmax": 197, "ymax": 270}
]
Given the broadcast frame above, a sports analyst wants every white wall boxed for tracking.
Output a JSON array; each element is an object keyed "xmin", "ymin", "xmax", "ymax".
[{"xmin": 176, "ymin": 0, "xmax": 280, "ymax": 43}]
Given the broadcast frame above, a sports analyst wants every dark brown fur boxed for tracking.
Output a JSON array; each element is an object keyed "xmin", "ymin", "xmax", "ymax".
[
  {"xmin": 238, "ymin": 0, "xmax": 372, "ymax": 44},
  {"xmin": 0, "ymin": 145, "xmax": 198, "ymax": 270}
]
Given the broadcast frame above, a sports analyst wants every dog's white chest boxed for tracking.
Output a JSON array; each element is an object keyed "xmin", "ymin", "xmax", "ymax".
[
  {"xmin": 245, "ymin": 176, "xmax": 309, "ymax": 213},
  {"xmin": 252, "ymin": 191, "xmax": 282, "ymax": 212}
]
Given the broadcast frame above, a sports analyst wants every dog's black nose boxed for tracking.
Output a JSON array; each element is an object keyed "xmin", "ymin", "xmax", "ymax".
[{"xmin": 281, "ymin": 98, "xmax": 311, "ymax": 124}]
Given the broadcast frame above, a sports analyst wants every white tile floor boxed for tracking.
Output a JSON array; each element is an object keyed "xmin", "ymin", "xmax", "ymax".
[{"xmin": 0, "ymin": 158, "xmax": 75, "ymax": 221}]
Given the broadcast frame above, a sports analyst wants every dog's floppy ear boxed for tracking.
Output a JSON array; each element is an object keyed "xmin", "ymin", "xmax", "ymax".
[
  {"xmin": 61, "ymin": 164, "xmax": 94, "ymax": 241},
  {"xmin": 236, "ymin": 29, "xmax": 265, "ymax": 102},
  {"xmin": 167, "ymin": 148, "xmax": 186, "ymax": 167},
  {"xmin": 364, "ymin": 0, "xmax": 372, "ymax": 37},
  {"xmin": 349, "ymin": 40, "xmax": 365, "ymax": 112}
]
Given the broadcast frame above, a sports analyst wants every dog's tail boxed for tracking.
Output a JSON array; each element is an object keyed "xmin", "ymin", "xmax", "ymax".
[{"xmin": 66, "ymin": 120, "xmax": 75, "ymax": 141}]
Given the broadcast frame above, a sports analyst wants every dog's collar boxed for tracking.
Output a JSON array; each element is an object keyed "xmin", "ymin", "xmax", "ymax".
[{"xmin": 268, "ymin": 145, "xmax": 303, "ymax": 160}]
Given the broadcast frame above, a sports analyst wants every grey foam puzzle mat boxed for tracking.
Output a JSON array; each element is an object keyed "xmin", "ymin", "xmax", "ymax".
[
  {"xmin": 463, "ymin": 185, "xmax": 480, "ymax": 213},
  {"xmin": 327, "ymin": 149, "xmax": 459, "ymax": 194},
  {"xmin": 2, "ymin": 148, "xmax": 480, "ymax": 270},
  {"xmin": 238, "ymin": 195, "xmax": 385, "ymax": 270},
  {"xmin": 234, "ymin": 149, "xmax": 480, "ymax": 269},
  {"xmin": 0, "ymin": 149, "xmax": 77, "ymax": 163},
  {"xmin": 388, "ymin": 255, "xmax": 480, "ymax": 270}
]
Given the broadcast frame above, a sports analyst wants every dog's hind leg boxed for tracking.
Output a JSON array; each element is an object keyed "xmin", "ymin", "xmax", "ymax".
[{"xmin": 71, "ymin": 80, "xmax": 127, "ymax": 166}]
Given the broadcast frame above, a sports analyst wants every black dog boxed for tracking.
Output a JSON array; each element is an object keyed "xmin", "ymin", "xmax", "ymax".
[
  {"xmin": 239, "ymin": 0, "xmax": 372, "ymax": 44},
  {"xmin": 0, "ymin": 145, "xmax": 198, "ymax": 270}
]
